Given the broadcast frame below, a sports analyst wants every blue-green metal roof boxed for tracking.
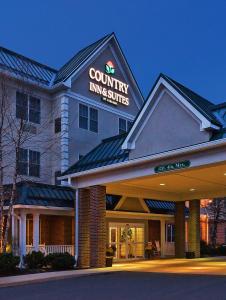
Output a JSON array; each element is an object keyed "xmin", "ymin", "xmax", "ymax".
[
  {"xmin": 9, "ymin": 182, "xmax": 75, "ymax": 208},
  {"xmin": 0, "ymin": 46, "xmax": 57, "ymax": 86},
  {"xmin": 0, "ymin": 33, "xmax": 112, "ymax": 87},
  {"xmin": 54, "ymin": 34, "xmax": 111, "ymax": 84},
  {"xmin": 63, "ymin": 133, "xmax": 129, "ymax": 175}
]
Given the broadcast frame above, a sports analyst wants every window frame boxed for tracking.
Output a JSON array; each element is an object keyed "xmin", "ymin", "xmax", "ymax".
[
  {"xmin": 79, "ymin": 103, "xmax": 89, "ymax": 130},
  {"xmin": 89, "ymin": 107, "xmax": 98, "ymax": 133},
  {"xmin": 16, "ymin": 91, "xmax": 41, "ymax": 124},
  {"xmin": 17, "ymin": 147, "xmax": 40, "ymax": 178}
]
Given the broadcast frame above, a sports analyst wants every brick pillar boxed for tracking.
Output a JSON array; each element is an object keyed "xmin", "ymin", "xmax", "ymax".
[
  {"xmin": 175, "ymin": 201, "xmax": 185, "ymax": 258},
  {"xmin": 77, "ymin": 188, "xmax": 90, "ymax": 268},
  {"xmin": 188, "ymin": 200, "xmax": 200, "ymax": 258},
  {"xmin": 90, "ymin": 185, "xmax": 106, "ymax": 268}
]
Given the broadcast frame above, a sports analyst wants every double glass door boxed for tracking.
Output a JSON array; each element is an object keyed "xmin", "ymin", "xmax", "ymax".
[{"xmin": 109, "ymin": 223, "xmax": 144, "ymax": 260}]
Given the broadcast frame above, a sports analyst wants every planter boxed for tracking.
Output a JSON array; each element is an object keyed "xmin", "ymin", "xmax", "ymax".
[
  {"xmin": 186, "ymin": 251, "xmax": 195, "ymax": 259},
  {"xmin": 106, "ymin": 257, "xmax": 113, "ymax": 267}
]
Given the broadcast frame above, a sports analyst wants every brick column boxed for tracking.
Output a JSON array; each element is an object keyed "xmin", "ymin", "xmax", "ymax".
[
  {"xmin": 90, "ymin": 185, "xmax": 106, "ymax": 268},
  {"xmin": 77, "ymin": 188, "xmax": 90, "ymax": 268},
  {"xmin": 175, "ymin": 201, "xmax": 185, "ymax": 258},
  {"xmin": 188, "ymin": 200, "xmax": 200, "ymax": 258}
]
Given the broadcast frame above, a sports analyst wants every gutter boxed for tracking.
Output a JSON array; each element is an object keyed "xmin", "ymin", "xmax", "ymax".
[{"xmin": 59, "ymin": 137, "xmax": 226, "ymax": 180}]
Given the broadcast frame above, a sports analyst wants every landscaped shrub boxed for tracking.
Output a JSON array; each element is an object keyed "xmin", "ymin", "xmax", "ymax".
[
  {"xmin": 24, "ymin": 251, "xmax": 45, "ymax": 269},
  {"xmin": 216, "ymin": 244, "xmax": 226, "ymax": 256},
  {"xmin": 45, "ymin": 252, "xmax": 75, "ymax": 270},
  {"xmin": 0, "ymin": 253, "xmax": 20, "ymax": 273}
]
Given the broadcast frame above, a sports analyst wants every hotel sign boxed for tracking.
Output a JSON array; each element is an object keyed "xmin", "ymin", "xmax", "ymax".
[
  {"xmin": 154, "ymin": 160, "xmax": 191, "ymax": 173},
  {"xmin": 89, "ymin": 61, "xmax": 129, "ymax": 106}
]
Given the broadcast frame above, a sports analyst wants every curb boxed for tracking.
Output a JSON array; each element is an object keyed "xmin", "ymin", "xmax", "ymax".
[{"xmin": 0, "ymin": 269, "xmax": 120, "ymax": 288}]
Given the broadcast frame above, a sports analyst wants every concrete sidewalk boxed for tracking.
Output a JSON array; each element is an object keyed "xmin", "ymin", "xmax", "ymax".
[{"xmin": 0, "ymin": 267, "xmax": 119, "ymax": 288}]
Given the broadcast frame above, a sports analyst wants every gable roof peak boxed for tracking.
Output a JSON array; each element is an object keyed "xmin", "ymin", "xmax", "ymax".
[{"xmin": 53, "ymin": 33, "xmax": 113, "ymax": 85}]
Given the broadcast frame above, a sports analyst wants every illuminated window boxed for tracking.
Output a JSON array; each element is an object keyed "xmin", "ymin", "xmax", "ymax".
[{"xmin": 165, "ymin": 223, "xmax": 175, "ymax": 242}]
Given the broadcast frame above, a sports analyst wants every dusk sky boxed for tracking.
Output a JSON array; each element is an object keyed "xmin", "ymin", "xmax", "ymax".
[{"xmin": 1, "ymin": 0, "xmax": 226, "ymax": 103}]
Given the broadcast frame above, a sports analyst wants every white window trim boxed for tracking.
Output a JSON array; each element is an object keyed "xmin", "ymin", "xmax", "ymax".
[{"xmin": 78, "ymin": 103, "xmax": 99, "ymax": 133}]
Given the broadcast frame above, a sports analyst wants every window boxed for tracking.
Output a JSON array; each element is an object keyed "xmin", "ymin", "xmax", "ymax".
[
  {"xmin": 29, "ymin": 150, "xmax": 40, "ymax": 177},
  {"xmin": 127, "ymin": 121, "xmax": 133, "ymax": 131},
  {"xmin": 165, "ymin": 223, "xmax": 175, "ymax": 242},
  {"xmin": 17, "ymin": 148, "xmax": 28, "ymax": 175},
  {"xmin": 55, "ymin": 118, "xmax": 61, "ymax": 133},
  {"xmin": 89, "ymin": 108, "xmax": 98, "ymax": 132},
  {"xmin": 55, "ymin": 170, "xmax": 61, "ymax": 185},
  {"xmin": 16, "ymin": 92, "xmax": 40, "ymax": 124},
  {"xmin": 79, "ymin": 104, "xmax": 98, "ymax": 133},
  {"xmin": 79, "ymin": 104, "xmax": 88, "ymax": 129},
  {"xmin": 16, "ymin": 92, "xmax": 28, "ymax": 121},
  {"xmin": 119, "ymin": 118, "xmax": 133, "ymax": 134},
  {"xmin": 119, "ymin": 118, "xmax": 127, "ymax": 134},
  {"xmin": 17, "ymin": 148, "xmax": 40, "ymax": 177},
  {"xmin": 29, "ymin": 97, "xmax": 40, "ymax": 124}
]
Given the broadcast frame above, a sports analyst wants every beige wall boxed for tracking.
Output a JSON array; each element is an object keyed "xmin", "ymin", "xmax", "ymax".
[{"xmin": 130, "ymin": 90, "xmax": 211, "ymax": 160}]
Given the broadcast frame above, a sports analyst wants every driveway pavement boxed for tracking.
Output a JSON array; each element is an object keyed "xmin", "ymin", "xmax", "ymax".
[
  {"xmin": 1, "ymin": 257, "xmax": 226, "ymax": 300},
  {"xmin": 1, "ymin": 271, "xmax": 226, "ymax": 300}
]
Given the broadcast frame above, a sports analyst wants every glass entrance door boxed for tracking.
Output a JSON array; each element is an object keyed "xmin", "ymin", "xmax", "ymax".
[{"xmin": 109, "ymin": 223, "xmax": 144, "ymax": 260}]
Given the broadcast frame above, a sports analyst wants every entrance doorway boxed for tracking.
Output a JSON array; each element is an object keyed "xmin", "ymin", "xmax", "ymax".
[{"xmin": 109, "ymin": 223, "xmax": 144, "ymax": 260}]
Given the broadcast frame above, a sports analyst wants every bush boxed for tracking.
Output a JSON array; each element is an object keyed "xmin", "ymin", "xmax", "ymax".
[
  {"xmin": 45, "ymin": 252, "xmax": 75, "ymax": 270},
  {"xmin": 24, "ymin": 251, "xmax": 45, "ymax": 269},
  {"xmin": 0, "ymin": 253, "xmax": 20, "ymax": 273}
]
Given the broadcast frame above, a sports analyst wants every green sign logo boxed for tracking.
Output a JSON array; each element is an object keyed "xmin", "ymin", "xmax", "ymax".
[
  {"xmin": 154, "ymin": 160, "xmax": 191, "ymax": 173},
  {"xmin": 105, "ymin": 61, "xmax": 115, "ymax": 75}
]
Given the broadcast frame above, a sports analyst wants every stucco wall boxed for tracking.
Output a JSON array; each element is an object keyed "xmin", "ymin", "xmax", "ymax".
[{"xmin": 129, "ymin": 90, "xmax": 211, "ymax": 160}]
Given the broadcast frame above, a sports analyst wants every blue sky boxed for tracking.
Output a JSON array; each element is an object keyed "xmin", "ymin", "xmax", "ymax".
[{"xmin": 1, "ymin": 0, "xmax": 226, "ymax": 103}]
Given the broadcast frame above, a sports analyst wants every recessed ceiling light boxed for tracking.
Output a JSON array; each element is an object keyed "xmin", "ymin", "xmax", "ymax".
[
  {"xmin": 189, "ymin": 188, "xmax": 195, "ymax": 192},
  {"xmin": 224, "ymin": 173, "xmax": 226, "ymax": 176},
  {"xmin": 160, "ymin": 183, "xmax": 165, "ymax": 186}
]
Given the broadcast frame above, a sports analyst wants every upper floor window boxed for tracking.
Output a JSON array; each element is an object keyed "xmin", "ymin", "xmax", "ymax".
[
  {"xmin": 79, "ymin": 104, "xmax": 88, "ymax": 130},
  {"xmin": 79, "ymin": 104, "xmax": 98, "ymax": 133},
  {"xmin": 89, "ymin": 108, "xmax": 98, "ymax": 133},
  {"xmin": 16, "ymin": 92, "xmax": 40, "ymax": 124},
  {"xmin": 119, "ymin": 118, "xmax": 127, "ymax": 134},
  {"xmin": 119, "ymin": 118, "xmax": 133, "ymax": 135},
  {"xmin": 55, "ymin": 118, "xmax": 61, "ymax": 133},
  {"xmin": 17, "ymin": 148, "xmax": 40, "ymax": 177}
]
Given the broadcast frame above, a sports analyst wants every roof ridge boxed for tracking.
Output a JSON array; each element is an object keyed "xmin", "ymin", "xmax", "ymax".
[
  {"xmin": 57, "ymin": 33, "xmax": 112, "ymax": 73},
  {"xmin": 54, "ymin": 33, "xmax": 113, "ymax": 84},
  {"xmin": 161, "ymin": 73, "xmax": 214, "ymax": 106},
  {"xmin": 0, "ymin": 45, "xmax": 58, "ymax": 73}
]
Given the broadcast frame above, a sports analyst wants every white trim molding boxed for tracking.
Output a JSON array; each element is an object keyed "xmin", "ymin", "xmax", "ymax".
[{"xmin": 122, "ymin": 76, "xmax": 220, "ymax": 150}]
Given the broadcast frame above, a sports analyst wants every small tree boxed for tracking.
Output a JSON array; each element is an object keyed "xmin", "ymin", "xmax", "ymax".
[{"xmin": 0, "ymin": 70, "xmax": 65, "ymax": 254}]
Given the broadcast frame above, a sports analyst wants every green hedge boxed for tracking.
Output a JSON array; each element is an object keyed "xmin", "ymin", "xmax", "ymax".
[
  {"xmin": 45, "ymin": 252, "xmax": 75, "ymax": 270},
  {"xmin": 24, "ymin": 251, "xmax": 45, "ymax": 269},
  {"xmin": 0, "ymin": 253, "xmax": 20, "ymax": 273}
]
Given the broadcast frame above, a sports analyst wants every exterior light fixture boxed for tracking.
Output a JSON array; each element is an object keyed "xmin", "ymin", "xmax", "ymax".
[
  {"xmin": 189, "ymin": 188, "xmax": 195, "ymax": 192},
  {"xmin": 224, "ymin": 173, "xmax": 226, "ymax": 176},
  {"xmin": 159, "ymin": 183, "xmax": 165, "ymax": 186}
]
